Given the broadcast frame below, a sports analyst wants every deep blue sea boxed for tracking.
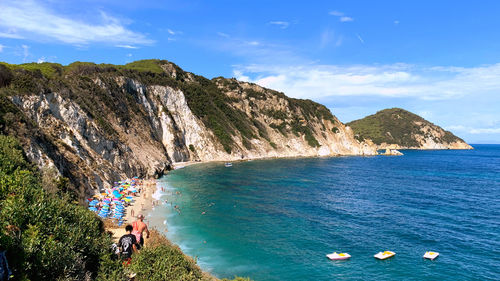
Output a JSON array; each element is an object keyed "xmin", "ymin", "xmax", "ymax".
[{"xmin": 148, "ymin": 145, "xmax": 500, "ymax": 280}]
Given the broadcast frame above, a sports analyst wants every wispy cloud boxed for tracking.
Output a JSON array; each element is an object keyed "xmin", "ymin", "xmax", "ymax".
[
  {"xmin": 356, "ymin": 34, "xmax": 365, "ymax": 44},
  {"xmin": 233, "ymin": 63, "xmax": 500, "ymax": 101},
  {"xmin": 394, "ymin": 20, "xmax": 400, "ymax": 25},
  {"xmin": 320, "ymin": 28, "xmax": 343, "ymax": 48},
  {"xmin": 217, "ymin": 32, "xmax": 230, "ymax": 38},
  {"xmin": 269, "ymin": 21, "xmax": 290, "ymax": 29},
  {"xmin": 0, "ymin": 44, "xmax": 3, "ymax": 52},
  {"xmin": 0, "ymin": 0, "xmax": 153, "ymax": 46},
  {"xmin": 0, "ymin": 31, "xmax": 23, "ymax": 39},
  {"xmin": 246, "ymin": 41, "xmax": 260, "ymax": 46},
  {"xmin": 116, "ymin": 44, "xmax": 139, "ymax": 49},
  {"xmin": 21, "ymin": 44, "xmax": 29, "ymax": 62},
  {"xmin": 329, "ymin": 11, "xmax": 344, "ymax": 17},
  {"xmin": 446, "ymin": 125, "xmax": 500, "ymax": 134},
  {"xmin": 329, "ymin": 10, "xmax": 354, "ymax": 22},
  {"xmin": 166, "ymin": 28, "xmax": 182, "ymax": 35},
  {"xmin": 340, "ymin": 16, "xmax": 353, "ymax": 22}
]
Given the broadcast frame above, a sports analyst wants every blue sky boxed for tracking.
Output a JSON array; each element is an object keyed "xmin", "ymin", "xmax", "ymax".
[{"xmin": 1, "ymin": 0, "xmax": 499, "ymax": 143}]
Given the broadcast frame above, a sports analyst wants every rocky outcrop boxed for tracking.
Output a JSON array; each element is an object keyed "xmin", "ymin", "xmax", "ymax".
[
  {"xmin": 347, "ymin": 108, "xmax": 472, "ymax": 150},
  {"xmin": 0, "ymin": 60, "xmax": 376, "ymax": 199}
]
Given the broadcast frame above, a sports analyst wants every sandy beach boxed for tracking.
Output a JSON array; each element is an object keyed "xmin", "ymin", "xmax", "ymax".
[{"xmin": 107, "ymin": 178, "xmax": 158, "ymax": 243}]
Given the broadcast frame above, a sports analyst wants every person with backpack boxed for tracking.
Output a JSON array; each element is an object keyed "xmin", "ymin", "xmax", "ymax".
[{"xmin": 118, "ymin": 225, "xmax": 139, "ymax": 265}]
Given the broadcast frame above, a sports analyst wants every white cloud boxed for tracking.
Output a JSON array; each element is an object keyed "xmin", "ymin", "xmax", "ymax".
[
  {"xmin": 470, "ymin": 128, "xmax": 500, "ymax": 134},
  {"xmin": 0, "ymin": 31, "xmax": 23, "ymax": 39},
  {"xmin": 394, "ymin": 20, "xmax": 400, "ymax": 25},
  {"xmin": 233, "ymin": 70, "xmax": 250, "ymax": 82},
  {"xmin": 0, "ymin": 0, "xmax": 153, "ymax": 46},
  {"xmin": 233, "ymin": 63, "xmax": 500, "ymax": 101},
  {"xmin": 446, "ymin": 125, "xmax": 500, "ymax": 134},
  {"xmin": 329, "ymin": 10, "xmax": 354, "ymax": 22},
  {"xmin": 340, "ymin": 16, "xmax": 353, "ymax": 22},
  {"xmin": 269, "ymin": 21, "xmax": 290, "ymax": 29},
  {"xmin": 37, "ymin": 56, "xmax": 45, "ymax": 63},
  {"xmin": 166, "ymin": 28, "xmax": 182, "ymax": 35},
  {"xmin": 329, "ymin": 11, "xmax": 344, "ymax": 17},
  {"xmin": 0, "ymin": 44, "xmax": 3, "ymax": 52},
  {"xmin": 116, "ymin": 45, "xmax": 138, "ymax": 49},
  {"xmin": 22, "ymin": 44, "xmax": 29, "ymax": 62}
]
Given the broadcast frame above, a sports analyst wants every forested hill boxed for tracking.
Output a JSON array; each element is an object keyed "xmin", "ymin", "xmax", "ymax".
[{"xmin": 347, "ymin": 108, "xmax": 472, "ymax": 150}]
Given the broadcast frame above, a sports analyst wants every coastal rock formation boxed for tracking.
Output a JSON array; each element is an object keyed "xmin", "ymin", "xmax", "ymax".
[
  {"xmin": 0, "ymin": 60, "xmax": 376, "ymax": 199},
  {"xmin": 382, "ymin": 148, "xmax": 403, "ymax": 156},
  {"xmin": 347, "ymin": 108, "xmax": 472, "ymax": 150}
]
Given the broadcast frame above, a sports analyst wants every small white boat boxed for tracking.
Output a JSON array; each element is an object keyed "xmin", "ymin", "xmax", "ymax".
[
  {"xmin": 374, "ymin": 251, "xmax": 396, "ymax": 260},
  {"xmin": 224, "ymin": 163, "xmax": 232, "ymax": 167},
  {"xmin": 423, "ymin": 251, "xmax": 439, "ymax": 260},
  {"xmin": 326, "ymin": 252, "xmax": 351, "ymax": 260}
]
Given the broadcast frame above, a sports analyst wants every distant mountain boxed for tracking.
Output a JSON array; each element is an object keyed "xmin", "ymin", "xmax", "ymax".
[{"xmin": 346, "ymin": 108, "xmax": 472, "ymax": 150}]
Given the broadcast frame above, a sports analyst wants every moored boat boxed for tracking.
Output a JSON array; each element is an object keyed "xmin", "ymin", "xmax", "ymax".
[
  {"xmin": 225, "ymin": 162, "xmax": 233, "ymax": 167},
  {"xmin": 374, "ymin": 251, "xmax": 396, "ymax": 260},
  {"xmin": 326, "ymin": 252, "xmax": 351, "ymax": 260}
]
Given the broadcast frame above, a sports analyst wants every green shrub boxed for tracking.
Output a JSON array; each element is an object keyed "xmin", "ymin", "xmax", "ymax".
[
  {"xmin": 129, "ymin": 245, "xmax": 204, "ymax": 281},
  {"xmin": 0, "ymin": 134, "xmax": 116, "ymax": 280},
  {"xmin": 0, "ymin": 64, "xmax": 13, "ymax": 87}
]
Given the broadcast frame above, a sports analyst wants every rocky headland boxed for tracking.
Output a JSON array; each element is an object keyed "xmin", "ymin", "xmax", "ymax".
[{"xmin": 347, "ymin": 108, "xmax": 472, "ymax": 150}]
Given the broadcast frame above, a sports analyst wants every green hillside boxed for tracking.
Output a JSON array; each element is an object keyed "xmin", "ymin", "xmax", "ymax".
[{"xmin": 346, "ymin": 108, "xmax": 464, "ymax": 147}]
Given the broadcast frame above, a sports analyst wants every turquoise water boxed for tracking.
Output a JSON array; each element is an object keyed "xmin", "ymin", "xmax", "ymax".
[{"xmin": 148, "ymin": 145, "xmax": 500, "ymax": 280}]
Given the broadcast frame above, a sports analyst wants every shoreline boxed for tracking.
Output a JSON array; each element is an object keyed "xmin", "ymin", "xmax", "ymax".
[{"xmin": 106, "ymin": 178, "xmax": 159, "ymax": 243}]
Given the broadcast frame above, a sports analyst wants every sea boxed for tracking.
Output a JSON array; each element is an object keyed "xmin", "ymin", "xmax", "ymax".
[{"xmin": 147, "ymin": 144, "xmax": 500, "ymax": 280}]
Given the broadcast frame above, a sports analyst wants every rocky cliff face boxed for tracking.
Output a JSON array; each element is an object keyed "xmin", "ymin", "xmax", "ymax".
[
  {"xmin": 0, "ymin": 60, "xmax": 375, "ymax": 199},
  {"xmin": 347, "ymin": 108, "xmax": 472, "ymax": 150}
]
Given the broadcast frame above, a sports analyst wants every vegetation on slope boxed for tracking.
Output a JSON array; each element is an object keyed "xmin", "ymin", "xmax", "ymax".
[
  {"xmin": 0, "ymin": 134, "xmax": 247, "ymax": 281},
  {"xmin": 0, "ymin": 134, "xmax": 111, "ymax": 280},
  {"xmin": 346, "ymin": 108, "xmax": 464, "ymax": 147},
  {"xmin": 0, "ymin": 60, "xmax": 263, "ymax": 153},
  {"xmin": 214, "ymin": 77, "xmax": 339, "ymax": 148},
  {"xmin": 1, "ymin": 59, "xmax": 336, "ymax": 153}
]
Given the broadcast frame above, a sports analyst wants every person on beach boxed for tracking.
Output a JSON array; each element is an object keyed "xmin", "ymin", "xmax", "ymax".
[
  {"xmin": 132, "ymin": 214, "xmax": 150, "ymax": 248},
  {"xmin": 118, "ymin": 225, "xmax": 138, "ymax": 265}
]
